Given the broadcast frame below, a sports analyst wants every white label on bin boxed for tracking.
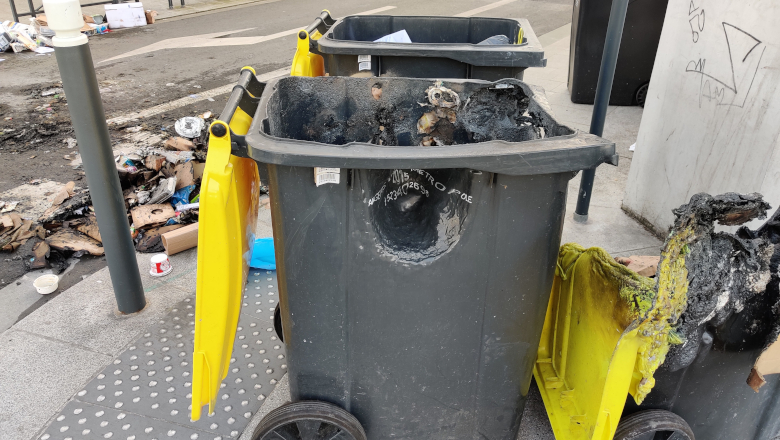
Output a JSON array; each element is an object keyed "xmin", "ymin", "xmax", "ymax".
[
  {"xmin": 314, "ymin": 167, "xmax": 340, "ymax": 186},
  {"xmin": 358, "ymin": 54, "xmax": 371, "ymax": 71}
]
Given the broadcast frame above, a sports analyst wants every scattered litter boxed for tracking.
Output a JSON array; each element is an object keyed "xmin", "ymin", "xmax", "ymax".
[
  {"xmin": 164, "ymin": 136, "xmax": 195, "ymax": 151},
  {"xmin": 131, "ymin": 203, "xmax": 175, "ymax": 228},
  {"xmin": 170, "ymin": 184, "xmax": 195, "ymax": 207},
  {"xmin": 199, "ymin": 111, "xmax": 212, "ymax": 119},
  {"xmin": 615, "ymin": 255, "xmax": 660, "ymax": 277},
  {"xmin": 33, "ymin": 273, "xmax": 59, "ymax": 294},
  {"xmin": 144, "ymin": 10, "xmax": 158, "ymax": 25},
  {"xmin": 175, "ymin": 202, "xmax": 199, "ymax": 213},
  {"xmin": 0, "ymin": 201, "xmax": 19, "ymax": 213},
  {"xmin": 104, "ymin": 3, "xmax": 147, "ymax": 29},
  {"xmin": 173, "ymin": 162, "xmax": 194, "ymax": 189},
  {"xmin": 149, "ymin": 253, "xmax": 173, "ymax": 276},
  {"xmin": 374, "ymin": 29, "xmax": 412, "ymax": 43},
  {"xmin": 135, "ymin": 224, "xmax": 180, "ymax": 252},
  {"xmin": 147, "ymin": 177, "xmax": 177, "ymax": 205},
  {"xmin": 116, "ymin": 155, "xmax": 138, "ymax": 173},
  {"xmin": 161, "ymin": 222, "xmax": 197, "ymax": 255},
  {"xmin": 174, "ymin": 116, "xmax": 204, "ymax": 138},
  {"xmin": 250, "ymin": 237, "xmax": 276, "ymax": 269},
  {"xmin": 166, "ymin": 83, "xmax": 176, "ymax": 87},
  {"xmin": 46, "ymin": 228, "xmax": 104, "ymax": 255},
  {"xmin": 477, "ymin": 35, "xmax": 510, "ymax": 45},
  {"xmin": 207, "ymin": 97, "xmax": 215, "ymax": 102},
  {"xmin": 41, "ymin": 87, "xmax": 63, "ymax": 96},
  {"xmin": 30, "ymin": 241, "xmax": 49, "ymax": 269},
  {"xmin": 629, "ymin": 142, "xmax": 636, "ymax": 151},
  {"xmin": 50, "ymin": 181, "xmax": 75, "ymax": 206},
  {"xmin": 64, "ymin": 137, "xmax": 77, "ymax": 148}
]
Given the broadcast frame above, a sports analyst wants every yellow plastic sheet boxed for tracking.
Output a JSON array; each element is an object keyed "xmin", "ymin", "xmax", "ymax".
[
  {"xmin": 534, "ymin": 244, "xmax": 666, "ymax": 440},
  {"xmin": 191, "ymin": 107, "xmax": 260, "ymax": 420}
]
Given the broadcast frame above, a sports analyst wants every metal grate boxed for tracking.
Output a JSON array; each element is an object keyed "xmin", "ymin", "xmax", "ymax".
[{"xmin": 40, "ymin": 270, "xmax": 287, "ymax": 440}]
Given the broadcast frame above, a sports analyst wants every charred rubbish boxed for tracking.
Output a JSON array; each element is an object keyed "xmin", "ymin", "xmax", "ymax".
[
  {"xmin": 626, "ymin": 193, "xmax": 780, "ymax": 440},
  {"xmin": 260, "ymin": 76, "xmax": 568, "ymax": 148},
  {"xmin": 659, "ymin": 193, "xmax": 775, "ymax": 372}
]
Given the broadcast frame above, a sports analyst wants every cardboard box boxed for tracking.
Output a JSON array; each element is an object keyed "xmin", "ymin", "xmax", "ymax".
[
  {"xmin": 145, "ymin": 10, "xmax": 157, "ymax": 25},
  {"xmin": 104, "ymin": 3, "xmax": 146, "ymax": 29}
]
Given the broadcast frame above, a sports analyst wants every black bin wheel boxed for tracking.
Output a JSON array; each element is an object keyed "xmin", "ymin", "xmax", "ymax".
[
  {"xmin": 274, "ymin": 303, "xmax": 284, "ymax": 343},
  {"xmin": 615, "ymin": 410, "xmax": 695, "ymax": 440},
  {"xmin": 636, "ymin": 83, "xmax": 649, "ymax": 108},
  {"xmin": 252, "ymin": 401, "xmax": 367, "ymax": 440}
]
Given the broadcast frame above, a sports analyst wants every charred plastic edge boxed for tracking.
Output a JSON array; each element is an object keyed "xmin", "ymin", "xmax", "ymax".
[
  {"xmin": 316, "ymin": 17, "xmax": 546, "ymax": 68},
  {"xmin": 241, "ymin": 78, "xmax": 617, "ymax": 176}
]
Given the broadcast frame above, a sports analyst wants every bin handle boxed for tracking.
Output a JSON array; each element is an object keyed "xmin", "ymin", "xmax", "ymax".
[
  {"xmin": 304, "ymin": 10, "xmax": 335, "ymax": 37},
  {"xmin": 218, "ymin": 67, "xmax": 266, "ymax": 126}
]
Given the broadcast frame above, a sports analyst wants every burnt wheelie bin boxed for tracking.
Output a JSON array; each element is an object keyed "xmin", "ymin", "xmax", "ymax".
[
  {"xmin": 292, "ymin": 11, "xmax": 547, "ymax": 81},
  {"xmin": 620, "ymin": 201, "xmax": 780, "ymax": 440},
  {"xmin": 190, "ymin": 70, "xmax": 616, "ymax": 440},
  {"xmin": 535, "ymin": 193, "xmax": 780, "ymax": 440}
]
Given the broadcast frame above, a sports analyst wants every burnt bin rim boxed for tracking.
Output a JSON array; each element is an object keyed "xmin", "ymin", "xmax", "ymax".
[{"xmin": 245, "ymin": 77, "xmax": 616, "ymax": 176}]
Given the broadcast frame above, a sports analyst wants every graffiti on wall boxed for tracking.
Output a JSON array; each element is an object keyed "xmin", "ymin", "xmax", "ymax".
[{"xmin": 684, "ymin": 0, "xmax": 765, "ymax": 108}]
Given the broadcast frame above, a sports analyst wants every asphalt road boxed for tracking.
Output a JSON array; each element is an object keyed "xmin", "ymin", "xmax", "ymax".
[{"xmin": 1, "ymin": 0, "xmax": 574, "ymax": 115}]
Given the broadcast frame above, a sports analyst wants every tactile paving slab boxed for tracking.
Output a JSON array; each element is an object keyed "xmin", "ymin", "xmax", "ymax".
[{"xmin": 39, "ymin": 270, "xmax": 287, "ymax": 440}]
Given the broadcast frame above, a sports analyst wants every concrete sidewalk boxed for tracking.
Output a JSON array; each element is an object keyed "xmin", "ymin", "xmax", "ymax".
[{"xmin": 0, "ymin": 23, "xmax": 662, "ymax": 440}]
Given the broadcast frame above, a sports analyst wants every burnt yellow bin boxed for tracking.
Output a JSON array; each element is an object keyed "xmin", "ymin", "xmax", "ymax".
[
  {"xmin": 534, "ymin": 243, "xmax": 687, "ymax": 440},
  {"xmin": 190, "ymin": 67, "xmax": 263, "ymax": 421}
]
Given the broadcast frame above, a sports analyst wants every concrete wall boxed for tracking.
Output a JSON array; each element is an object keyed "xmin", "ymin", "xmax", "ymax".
[{"xmin": 623, "ymin": 0, "xmax": 780, "ymax": 233}]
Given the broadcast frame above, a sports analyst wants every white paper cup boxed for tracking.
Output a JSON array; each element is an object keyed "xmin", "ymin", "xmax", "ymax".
[
  {"xmin": 34, "ymin": 274, "xmax": 59, "ymax": 294},
  {"xmin": 150, "ymin": 253, "xmax": 173, "ymax": 277}
]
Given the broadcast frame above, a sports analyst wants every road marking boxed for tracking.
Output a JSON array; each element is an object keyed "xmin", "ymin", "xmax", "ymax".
[
  {"xmin": 100, "ymin": 6, "xmax": 396, "ymax": 63},
  {"xmin": 107, "ymin": 67, "xmax": 290, "ymax": 125},
  {"xmin": 454, "ymin": 0, "xmax": 518, "ymax": 17}
]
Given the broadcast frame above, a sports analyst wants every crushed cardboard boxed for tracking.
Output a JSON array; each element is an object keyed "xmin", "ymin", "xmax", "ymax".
[
  {"xmin": 0, "ymin": 216, "xmax": 34, "ymax": 251},
  {"xmin": 174, "ymin": 162, "xmax": 194, "ymax": 190},
  {"xmin": 616, "ymin": 255, "xmax": 660, "ymax": 277},
  {"xmin": 46, "ymin": 228, "xmax": 104, "ymax": 255},
  {"xmin": 135, "ymin": 224, "xmax": 182, "ymax": 253},
  {"xmin": 164, "ymin": 137, "xmax": 194, "ymax": 151},
  {"xmin": 30, "ymin": 240, "xmax": 50, "ymax": 269},
  {"xmin": 50, "ymin": 181, "xmax": 76, "ymax": 206},
  {"xmin": 74, "ymin": 216, "xmax": 102, "ymax": 242},
  {"xmin": 145, "ymin": 155, "xmax": 166, "ymax": 171},
  {"xmin": 131, "ymin": 203, "xmax": 175, "ymax": 228}
]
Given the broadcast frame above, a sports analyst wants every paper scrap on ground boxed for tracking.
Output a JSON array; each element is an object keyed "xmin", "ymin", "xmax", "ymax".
[{"xmin": 629, "ymin": 143, "xmax": 636, "ymax": 151}]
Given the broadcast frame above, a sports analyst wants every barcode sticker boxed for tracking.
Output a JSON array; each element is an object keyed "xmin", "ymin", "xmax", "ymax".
[
  {"xmin": 358, "ymin": 54, "xmax": 371, "ymax": 71},
  {"xmin": 314, "ymin": 167, "xmax": 340, "ymax": 186}
]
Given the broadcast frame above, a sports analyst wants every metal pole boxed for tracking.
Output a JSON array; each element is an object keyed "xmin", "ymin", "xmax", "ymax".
[
  {"xmin": 43, "ymin": 0, "xmax": 146, "ymax": 313},
  {"xmin": 9, "ymin": 0, "xmax": 19, "ymax": 22},
  {"xmin": 573, "ymin": 0, "xmax": 630, "ymax": 223}
]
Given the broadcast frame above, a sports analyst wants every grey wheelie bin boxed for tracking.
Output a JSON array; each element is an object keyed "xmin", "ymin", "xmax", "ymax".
[
  {"xmin": 305, "ymin": 12, "xmax": 546, "ymax": 80},
  {"xmin": 206, "ymin": 72, "xmax": 616, "ymax": 440}
]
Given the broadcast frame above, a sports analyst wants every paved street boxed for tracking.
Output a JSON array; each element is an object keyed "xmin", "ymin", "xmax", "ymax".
[{"xmin": 1, "ymin": 0, "xmax": 574, "ymax": 97}]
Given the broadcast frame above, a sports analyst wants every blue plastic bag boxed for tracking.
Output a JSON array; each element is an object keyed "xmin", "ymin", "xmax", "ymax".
[
  {"xmin": 170, "ymin": 185, "xmax": 195, "ymax": 207},
  {"xmin": 250, "ymin": 237, "xmax": 276, "ymax": 270}
]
